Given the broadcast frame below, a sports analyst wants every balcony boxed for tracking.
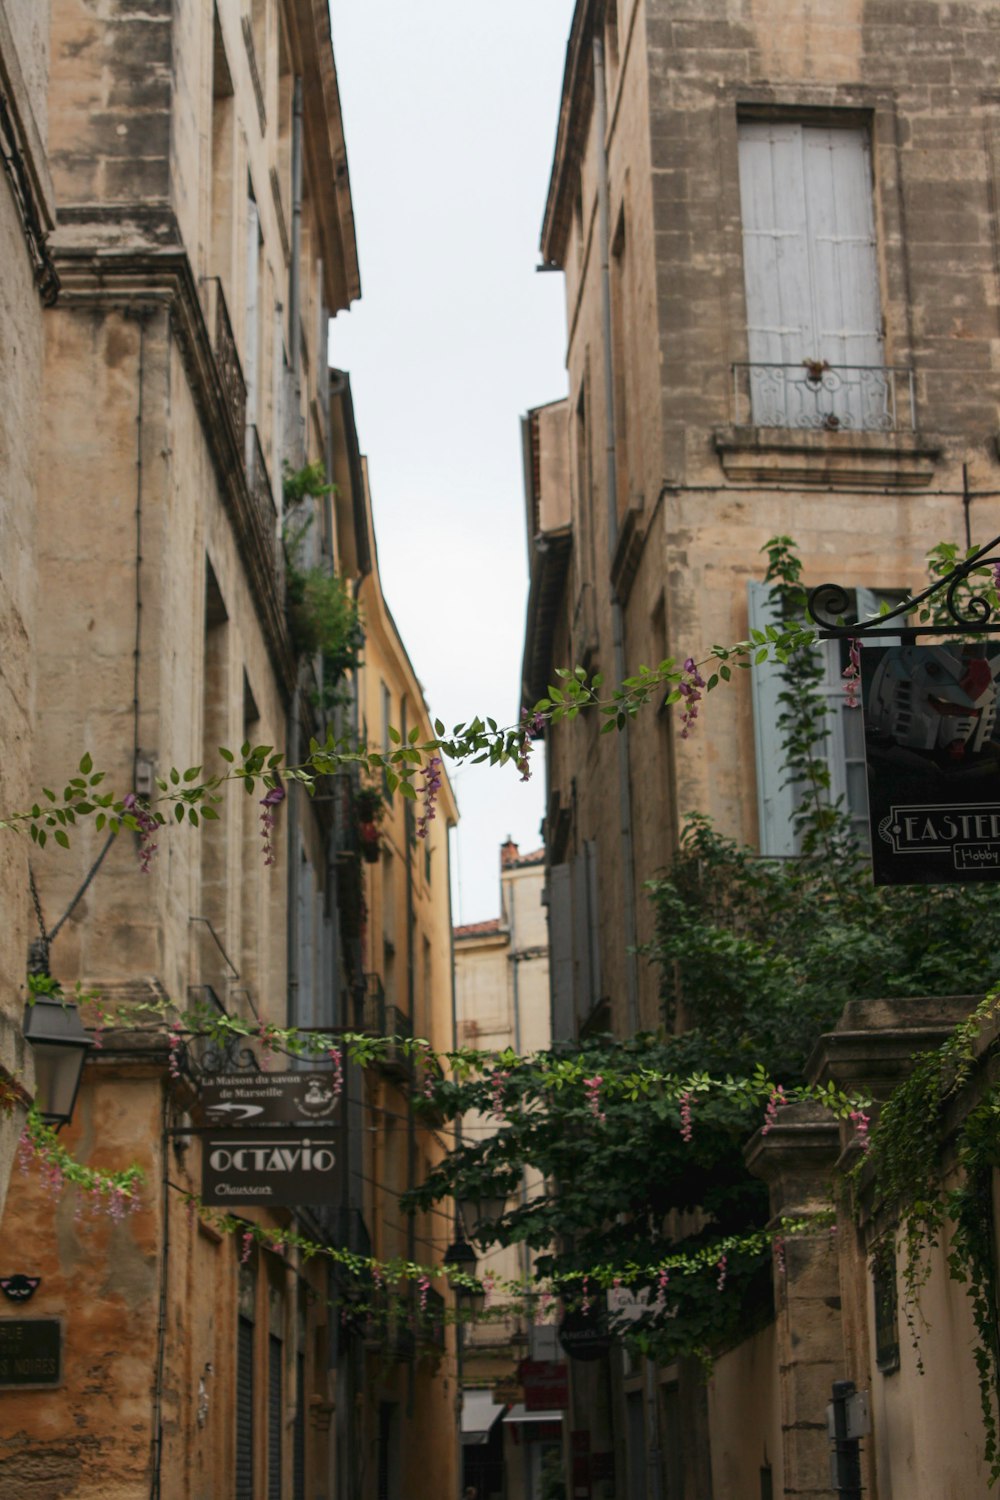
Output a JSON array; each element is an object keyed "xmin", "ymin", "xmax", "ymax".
[
  {"xmin": 731, "ymin": 361, "xmax": 916, "ymax": 434},
  {"xmin": 356, "ymin": 974, "xmax": 413, "ymax": 1083},
  {"xmin": 204, "ymin": 277, "xmax": 247, "ymax": 450},
  {"xmin": 716, "ymin": 362, "xmax": 940, "ymax": 490}
]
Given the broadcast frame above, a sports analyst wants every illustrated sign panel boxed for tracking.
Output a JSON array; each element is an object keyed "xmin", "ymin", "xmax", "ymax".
[
  {"xmin": 200, "ymin": 1071, "xmax": 340, "ymax": 1126},
  {"xmin": 0, "ymin": 1319, "xmax": 61, "ymax": 1388},
  {"xmin": 201, "ymin": 1128, "xmax": 340, "ymax": 1206},
  {"xmin": 519, "ymin": 1358, "xmax": 569, "ymax": 1411},
  {"xmin": 861, "ymin": 644, "xmax": 1000, "ymax": 885}
]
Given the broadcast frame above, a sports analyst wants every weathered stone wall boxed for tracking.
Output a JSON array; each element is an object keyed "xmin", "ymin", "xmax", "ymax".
[{"xmin": 0, "ymin": 0, "xmax": 52, "ymax": 1222}]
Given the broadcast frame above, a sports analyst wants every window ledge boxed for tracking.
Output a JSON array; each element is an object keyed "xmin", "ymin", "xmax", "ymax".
[{"xmin": 713, "ymin": 426, "xmax": 943, "ymax": 489}]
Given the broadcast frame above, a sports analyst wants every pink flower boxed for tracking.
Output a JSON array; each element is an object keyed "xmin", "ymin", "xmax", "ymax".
[
  {"xmin": 655, "ymin": 1268, "xmax": 670, "ymax": 1312},
  {"xmin": 583, "ymin": 1074, "xmax": 606, "ymax": 1123},
  {"xmin": 773, "ymin": 1237, "xmax": 786, "ymax": 1276},
  {"xmin": 761, "ymin": 1085, "xmax": 786, "ymax": 1136},
  {"xmin": 416, "ymin": 756, "xmax": 443, "ymax": 841},
  {"xmin": 418, "ymin": 1273, "xmax": 430, "ymax": 1315},
  {"xmin": 240, "ymin": 1230, "xmax": 254, "ymax": 1264},
  {"xmin": 849, "ymin": 1107, "xmax": 871, "ymax": 1152},
  {"xmin": 716, "ymin": 1254, "xmax": 728, "ymax": 1292},
  {"xmin": 843, "ymin": 638, "xmax": 861, "ymax": 708},
  {"xmin": 678, "ymin": 658, "xmax": 707, "ymax": 740},
  {"xmin": 259, "ymin": 783, "xmax": 285, "ymax": 866},
  {"xmin": 490, "ymin": 1068, "xmax": 510, "ymax": 1121},
  {"xmin": 328, "ymin": 1046, "xmax": 343, "ymax": 1102},
  {"xmin": 122, "ymin": 792, "xmax": 159, "ymax": 873},
  {"xmin": 679, "ymin": 1091, "xmax": 694, "ymax": 1144}
]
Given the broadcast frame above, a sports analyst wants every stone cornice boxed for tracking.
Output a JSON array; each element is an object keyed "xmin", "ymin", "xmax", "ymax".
[{"xmin": 51, "ymin": 238, "xmax": 296, "ymax": 701}]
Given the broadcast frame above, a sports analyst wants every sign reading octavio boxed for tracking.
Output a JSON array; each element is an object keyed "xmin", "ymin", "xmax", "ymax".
[{"xmin": 201, "ymin": 1129, "xmax": 339, "ymax": 1207}]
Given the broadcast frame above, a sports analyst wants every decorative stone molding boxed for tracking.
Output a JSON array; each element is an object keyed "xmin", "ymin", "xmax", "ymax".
[{"xmin": 713, "ymin": 425, "xmax": 943, "ymax": 489}]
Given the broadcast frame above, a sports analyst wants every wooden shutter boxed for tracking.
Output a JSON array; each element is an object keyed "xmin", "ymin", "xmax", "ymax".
[
  {"xmin": 267, "ymin": 1335, "xmax": 282, "ymax": 1500},
  {"xmin": 236, "ymin": 1317, "xmax": 255, "ymax": 1500},
  {"xmin": 738, "ymin": 123, "xmax": 882, "ymax": 427},
  {"xmin": 748, "ymin": 581, "xmax": 799, "ymax": 858},
  {"xmin": 548, "ymin": 863, "xmax": 575, "ymax": 1042}
]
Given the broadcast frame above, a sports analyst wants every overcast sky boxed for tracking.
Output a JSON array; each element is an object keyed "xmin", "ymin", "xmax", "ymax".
[{"xmin": 328, "ymin": 1, "xmax": 576, "ymax": 924}]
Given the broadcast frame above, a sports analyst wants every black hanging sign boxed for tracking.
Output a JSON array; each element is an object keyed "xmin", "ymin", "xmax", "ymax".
[
  {"xmin": 557, "ymin": 1305, "xmax": 612, "ymax": 1363},
  {"xmin": 862, "ymin": 643, "xmax": 1000, "ymax": 885},
  {"xmin": 0, "ymin": 1319, "xmax": 61, "ymax": 1388},
  {"xmin": 201, "ymin": 1071, "xmax": 340, "ymax": 1126},
  {"xmin": 201, "ymin": 1128, "xmax": 340, "ymax": 1207}
]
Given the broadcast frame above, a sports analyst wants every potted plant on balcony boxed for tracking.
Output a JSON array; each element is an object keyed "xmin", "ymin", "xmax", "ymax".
[{"xmin": 356, "ymin": 782, "xmax": 385, "ymax": 863}]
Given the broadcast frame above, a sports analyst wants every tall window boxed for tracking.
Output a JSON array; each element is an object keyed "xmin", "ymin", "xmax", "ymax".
[
  {"xmin": 245, "ymin": 178, "xmax": 263, "ymax": 468},
  {"xmin": 737, "ymin": 121, "xmax": 884, "ymax": 429}
]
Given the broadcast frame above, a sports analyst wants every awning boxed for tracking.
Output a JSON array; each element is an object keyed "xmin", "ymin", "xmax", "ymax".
[
  {"xmin": 461, "ymin": 1389, "xmax": 504, "ymax": 1446},
  {"xmin": 502, "ymin": 1405, "xmax": 564, "ymax": 1425}
]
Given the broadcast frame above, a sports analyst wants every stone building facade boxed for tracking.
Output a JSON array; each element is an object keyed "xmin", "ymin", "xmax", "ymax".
[
  {"xmin": 524, "ymin": 0, "xmax": 1000, "ymax": 1496},
  {"xmin": 0, "ymin": 0, "xmax": 58, "ymax": 1222},
  {"xmin": 0, "ymin": 2, "xmax": 458, "ymax": 1498},
  {"xmin": 454, "ymin": 839, "xmax": 555, "ymax": 1500}
]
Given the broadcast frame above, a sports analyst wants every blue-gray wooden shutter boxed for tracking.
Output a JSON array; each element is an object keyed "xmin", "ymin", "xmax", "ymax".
[
  {"xmin": 738, "ymin": 123, "xmax": 882, "ymax": 427},
  {"xmin": 748, "ymin": 581, "xmax": 799, "ymax": 857}
]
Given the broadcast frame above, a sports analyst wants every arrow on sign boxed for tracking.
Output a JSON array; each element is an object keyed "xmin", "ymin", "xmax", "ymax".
[{"xmin": 205, "ymin": 1103, "xmax": 265, "ymax": 1122}]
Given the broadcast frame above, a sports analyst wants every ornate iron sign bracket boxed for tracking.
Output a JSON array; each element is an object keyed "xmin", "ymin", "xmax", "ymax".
[{"xmin": 808, "ymin": 531, "xmax": 1000, "ymax": 639}]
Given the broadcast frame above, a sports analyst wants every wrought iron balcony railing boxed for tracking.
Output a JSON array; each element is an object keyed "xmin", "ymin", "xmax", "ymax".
[
  {"xmin": 204, "ymin": 277, "xmax": 247, "ymax": 449},
  {"xmin": 731, "ymin": 362, "xmax": 916, "ymax": 434},
  {"xmin": 356, "ymin": 974, "xmax": 413, "ymax": 1081}
]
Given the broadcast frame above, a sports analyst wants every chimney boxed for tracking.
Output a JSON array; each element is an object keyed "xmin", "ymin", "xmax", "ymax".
[{"xmin": 500, "ymin": 836, "xmax": 519, "ymax": 867}]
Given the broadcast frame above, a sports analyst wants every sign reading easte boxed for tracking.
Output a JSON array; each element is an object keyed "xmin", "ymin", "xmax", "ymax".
[
  {"xmin": 201, "ymin": 1128, "xmax": 339, "ymax": 1206},
  {"xmin": 861, "ymin": 644, "xmax": 1000, "ymax": 885},
  {"xmin": 201, "ymin": 1071, "xmax": 340, "ymax": 1126}
]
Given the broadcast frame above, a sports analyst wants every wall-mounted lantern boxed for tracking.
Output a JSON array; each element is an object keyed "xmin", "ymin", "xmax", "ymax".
[{"xmin": 23, "ymin": 996, "xmax": 93, "ymax": 1127}]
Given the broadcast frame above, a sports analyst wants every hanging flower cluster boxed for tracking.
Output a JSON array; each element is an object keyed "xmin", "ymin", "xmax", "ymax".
[
  {"xmin": 122, "ymin": 792, "xmax": 159, "ymax": 873},
  {"xmin": 842, "ymin": 638, "xmax": 861, "ymax": 708},
  {"xmin": 515, "ymin": 709, "xmax": 546, "ymax": 781},
  {"xmin": 328, "ymin": 1045, "xmax": 343, "ymax": 1102},
  {"xmin": 678, "ymin": 1090, "xmax": 694, "ymax": 1143},
  {"xmin": 655, "ymin": 1267, "xmax": 670, "ymax": 1312},
  {"xmin": 716, "ymin": 1254, "xmax": 728, "ymax": 1292},
  {"xmin": 678, "ymin": 658, "xmax": 706, "ymax": 739},
  {"xmin": 489, "ymin": 1068, "xmax": 510, "ymax": 1121},
  {"xmin": 259, "ymin": 783, "xmax": 285, "ymax": 866},
  {"xmin": 583, "ymin": 1074, "xmax": 606, "ymax": 1124},
  {"xmin": 761, "ymin": 1085, "xmax": 787, "ymax": 1136},
  {"xmin": 415, "ymin": 755, "xmax": 443, "ymax": 840},
  {"xmin": 167, "ymin": 1018, "xmax": 184, "ymax": 1080},
  {"xmin": 849, "ymin": 1106, "xmax": 871, "ymax": 1152}
]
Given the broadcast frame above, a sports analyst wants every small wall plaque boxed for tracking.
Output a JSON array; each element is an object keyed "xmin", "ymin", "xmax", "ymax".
[{"xmin": 0, "ymin": 1319, "xmax": 62, "ymax": 1388}]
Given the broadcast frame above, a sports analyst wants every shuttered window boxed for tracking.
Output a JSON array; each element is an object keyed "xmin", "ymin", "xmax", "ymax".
[
  {"xmin": 293, "ymin": 1351, "xmax": 305, "ymax": 1500},
  {"xmin": 749, "ymin": 582, "xmax": 902, "ymax": 855},
  {"xmin": 738, "ymin": 121, "xmax": 882, "ymax": 428},
  {"xmin": 548, "ymin": 842, "xmax": 602, "ymax": 1041},
  {"xmin": 268, "ymin": 1334, "xmax": 282, "ymax": 1500},
  {"xmin": 236, "ymin": 1316, "xmax": 255, "ymax": 1500}
]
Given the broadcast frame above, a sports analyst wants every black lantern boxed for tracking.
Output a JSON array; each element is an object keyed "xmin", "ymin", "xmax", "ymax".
[
  {"xmin": 23, "ymin": 997, "xmax": 93, "ymax": 1127},
  {"xmin": 444, "ymin": 1237, "xmax": 486, "ymax": 1319},
  {"xmin": 458, "ymin": 1190, "xmax": 508, "ymax": 1245}
]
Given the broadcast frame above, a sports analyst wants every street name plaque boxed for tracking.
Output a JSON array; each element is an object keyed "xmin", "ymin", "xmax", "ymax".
[
  {"xmin": 201, "ymin": 1127, "xmax": 340, "ymax": 1207},
  {"xmin": 0, "ymin": 1318, "xmax": 61, "ymax": 1388},
  {"xmin": 200, "ymin": 1071, "xmax": 340, "ymax": 1126}
]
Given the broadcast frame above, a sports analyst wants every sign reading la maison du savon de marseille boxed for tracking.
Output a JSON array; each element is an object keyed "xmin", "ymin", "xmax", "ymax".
[{"xmin": 861, "ymin": 643, "xmax": 1000, "ymax": 885}]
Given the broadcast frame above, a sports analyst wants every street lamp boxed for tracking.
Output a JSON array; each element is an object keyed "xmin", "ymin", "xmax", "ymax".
[
  {"xmin": 23, "ymin": 996, "xmax": 93, "ymax": 1127},
  {"xmin": 444, "ymin": 1236, "xmax": 486, "ymax": 1317},
  {"xmin": 458, "ymin": 1189, "xmax": 508, "ymax": 1246}
]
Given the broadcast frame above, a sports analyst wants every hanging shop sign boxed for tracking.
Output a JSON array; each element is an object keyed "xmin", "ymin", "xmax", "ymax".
[
  {"xmin": 201, "ymin": 1071, "xmax": 340, "ymax": 1126},
  {"xmin": 861, "ymin": 643, "xmax": 1000, "ymax": 885},
  {"xmin": 201, "ymin": 1128, "xmax": 340, "ymax": 1207},
  {"xmin": 558, "ymin": 1306, "xmax": 612, "ymax": 1363},
  {"xmin": 0, "ymin": 1318, "xmax": 61, "ymax": 1388},
  {"xmin": 519, "ymin": 1358, "xmax": 569, "ymax": 1410}
]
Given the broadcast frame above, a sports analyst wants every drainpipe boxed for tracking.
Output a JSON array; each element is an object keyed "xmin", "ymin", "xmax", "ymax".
[
  {"xmin": 506, "ymin": 867, "xmax": 533, "ymax": 1500},
  {"xmin": 593, "ymin": 34, "xmax": 640, "ymax": 1039},
  {"xmin": 448, "ymin": 822, "xmax": 464, "ymax": 1499},
  {"xmin": 595, "ymin": 32, "xmax": 661, "ymax": 1500},
  {"xmin": 289, "ymin": 76, "xmax": 304, "ymax": 463}
]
